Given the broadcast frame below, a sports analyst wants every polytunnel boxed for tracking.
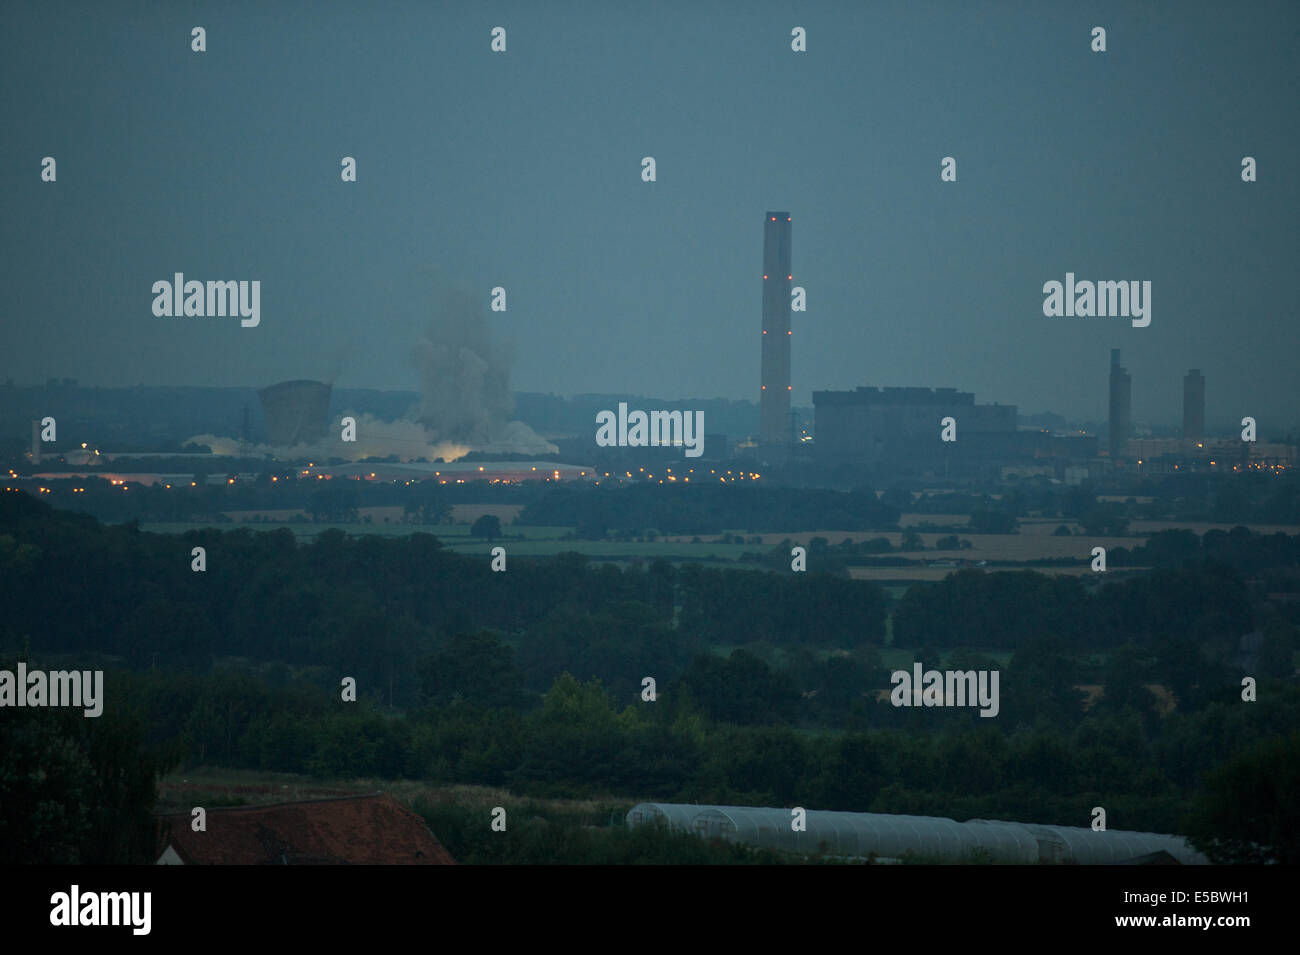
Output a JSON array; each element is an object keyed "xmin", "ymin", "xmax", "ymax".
[
  {"xmin": 625, "ymin": 803, "xmax": 1207, "ymax": 863},
  {"xmin": 953, "ymin": 819, "xmax": 1043, "ymax": 864},
  {"xmin": 692, "ymin": 807, "xmax": 1022, "ymax": 861},
  {"xmin": 626, "ymin": 804, "xmax": 1031, "ymax": 861},
  {"xmin": 1014, "ymin": 823, "xmax": 1208, "ymax": 865},
  {"xmin": 624, "ymin": 803, "xmax": 702, "ymax": 832}
]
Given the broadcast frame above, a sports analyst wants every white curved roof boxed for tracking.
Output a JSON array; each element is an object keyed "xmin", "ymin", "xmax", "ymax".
[
  {"xmin": 626, "ymin": 803, "xmax": 1207, "ymax": 864},
  {"xmin": 624, "ymin": 803, "xmax": 705, "ymax": 831},
  {"xmin": 1020, "ymin": 823, "xmax": 1206, "ymax": 865}
]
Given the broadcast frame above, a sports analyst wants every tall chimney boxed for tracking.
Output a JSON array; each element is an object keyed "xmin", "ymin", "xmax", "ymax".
[
  {"xmin": 760, "ymin": 212, "xmax": 792, "ymax": 457},
  {"xmin": 1183, "ymin": 369, "xmax": 1205, "ymax": 442},
  {"xmin": 1108, "ymin": 350, "xmax": 1131, "ymax": 460}
]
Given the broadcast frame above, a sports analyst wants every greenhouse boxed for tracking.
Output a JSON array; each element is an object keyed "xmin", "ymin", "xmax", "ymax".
[
  {"xmin": 1013, "ymin": 822, "xmax": 1207, "ymax": 866},
  {"xmin": 625, "ymin": 803, "xmax": 1208, "ymax": 864},
  {"xmin": 624, "ymin": 803, "xmax": 707, "ymax": 832}
]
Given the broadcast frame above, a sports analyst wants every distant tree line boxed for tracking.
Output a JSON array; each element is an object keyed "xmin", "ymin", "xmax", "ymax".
[
  {"xmin": 0, "ymin": 495, "xmax": 889, "ymax": 706},
  {"xmin": 1109, "ymin": 526, "xmax": 1300, "ymax": 572},
  {"xmin": 517, "ymin": 484, "xmax": 901, "ymax": 536}
]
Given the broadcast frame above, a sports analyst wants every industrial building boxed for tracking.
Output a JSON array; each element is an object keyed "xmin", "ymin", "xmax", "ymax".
[
  {"xmin": 258, "ymin": 380, "xmax": 332, "ymax": 448},
  {"xmin": 626, "ymin": 803, "xmax": 1208, "ymax": 864},
  {"xmin": 306, "ymin": 460, "xmax": 595, "ymax": 484},
  {"xmin": 759, "ymin": 212, "xmax": 793, "ymax": 460},
  {"xmin": 812, "ymin": 386, "xmax": 1041, "ymax": 476},
  {"xmin": 1125, "ymin": 437, "xmax": 1293, "ymax": 473}
]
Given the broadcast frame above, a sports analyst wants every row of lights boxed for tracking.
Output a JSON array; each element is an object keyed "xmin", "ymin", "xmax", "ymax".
[{"xmin": 1138, "ymin": 459, "xmax": 1288, "ymax": 472}]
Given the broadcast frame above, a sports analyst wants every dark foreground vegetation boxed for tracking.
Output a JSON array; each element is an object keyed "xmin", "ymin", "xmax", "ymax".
[{"xmin": 2, "ymin": 492, "xmax": 1298, "ymax": 864}]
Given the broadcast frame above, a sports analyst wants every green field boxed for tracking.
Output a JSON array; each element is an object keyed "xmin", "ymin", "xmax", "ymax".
[
  {"xmin": 140, "ymin": 520, "xmax": 760, "ymax": 560},
  {"xmin": 437, "ymin": 537, "xmax": 754, "ymax": 560},
  {"xmin": 141, "ymin": 521, "xmax": 572, "ymax": 540}
]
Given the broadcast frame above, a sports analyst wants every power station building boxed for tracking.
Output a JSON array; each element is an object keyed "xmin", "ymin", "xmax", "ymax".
[
  {"xmin": 812, "ymin": 386, "xmax": 1030, "ymax": 475},
  {"xmin": 759, "ymin": 211, "xmax": 793, "ymax": 460},
  {"xmin": 258, "ymin": 380, "xmax": 332, "ymax": 448}
]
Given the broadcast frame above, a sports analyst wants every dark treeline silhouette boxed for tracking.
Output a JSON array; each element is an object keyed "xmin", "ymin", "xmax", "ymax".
[
  {"xmin": 0, "ymin": 494, "xmax": 888, "ymax": 701},
  {"xmin": 1110, "ymin": 526, "xmax": 1300, "ymax": 571},
  {"xmin": 0, "ymin": 678, "xmax": 169, "ymax": 865},
  {"xmin": 516, "ymin": 484, "xmax": 901, "ymax": 535},
  {"xmin": 3, "ymin": 492, "xmax": 1299, "ymax": 864},
  {"xmin": 886, "ymin": 475, "xmax": 1300, "ymax": 529},
  {"xmin": 893, "ymin": 564, "xmax": 1256, "ymax": 650}
]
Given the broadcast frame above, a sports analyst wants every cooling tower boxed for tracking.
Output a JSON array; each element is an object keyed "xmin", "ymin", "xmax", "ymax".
[{"xmin": 257, "ymin": 380, "xmax": 332, "ymax": 447}]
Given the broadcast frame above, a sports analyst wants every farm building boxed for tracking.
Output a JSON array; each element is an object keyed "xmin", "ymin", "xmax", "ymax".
[{"xmin": 156, "ymin": 793, "xmax": 455, "ymax": 865}]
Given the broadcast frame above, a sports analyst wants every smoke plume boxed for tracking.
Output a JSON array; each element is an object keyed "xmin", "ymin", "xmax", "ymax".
[
  {"xmin": 186, "ymin": 277, "xmax": 556, "ymax": 461},
  {"xmin": 406, "ymin": 279, "xmax": 555, "ymax": 455}
]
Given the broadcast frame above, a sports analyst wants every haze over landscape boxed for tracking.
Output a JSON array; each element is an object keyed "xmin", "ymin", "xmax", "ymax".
[
  {"xmin": 2, "ymin": 1, "xmax": 1298, "ymax": 922},
  {"xmin": 3, "ymin": 0, "xmax": 1297, "ymax": 431}
]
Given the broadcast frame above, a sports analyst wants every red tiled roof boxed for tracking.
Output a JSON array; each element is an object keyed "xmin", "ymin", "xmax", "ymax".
[{"xmin": 156, "ymin": 793, "xmax": 455, "ymax": 865}]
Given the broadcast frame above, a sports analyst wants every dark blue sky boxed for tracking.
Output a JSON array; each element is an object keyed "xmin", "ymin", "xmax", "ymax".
[{"xmin": 3, "ymin": 0, "xmax": 1296, "ymax": 432}]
